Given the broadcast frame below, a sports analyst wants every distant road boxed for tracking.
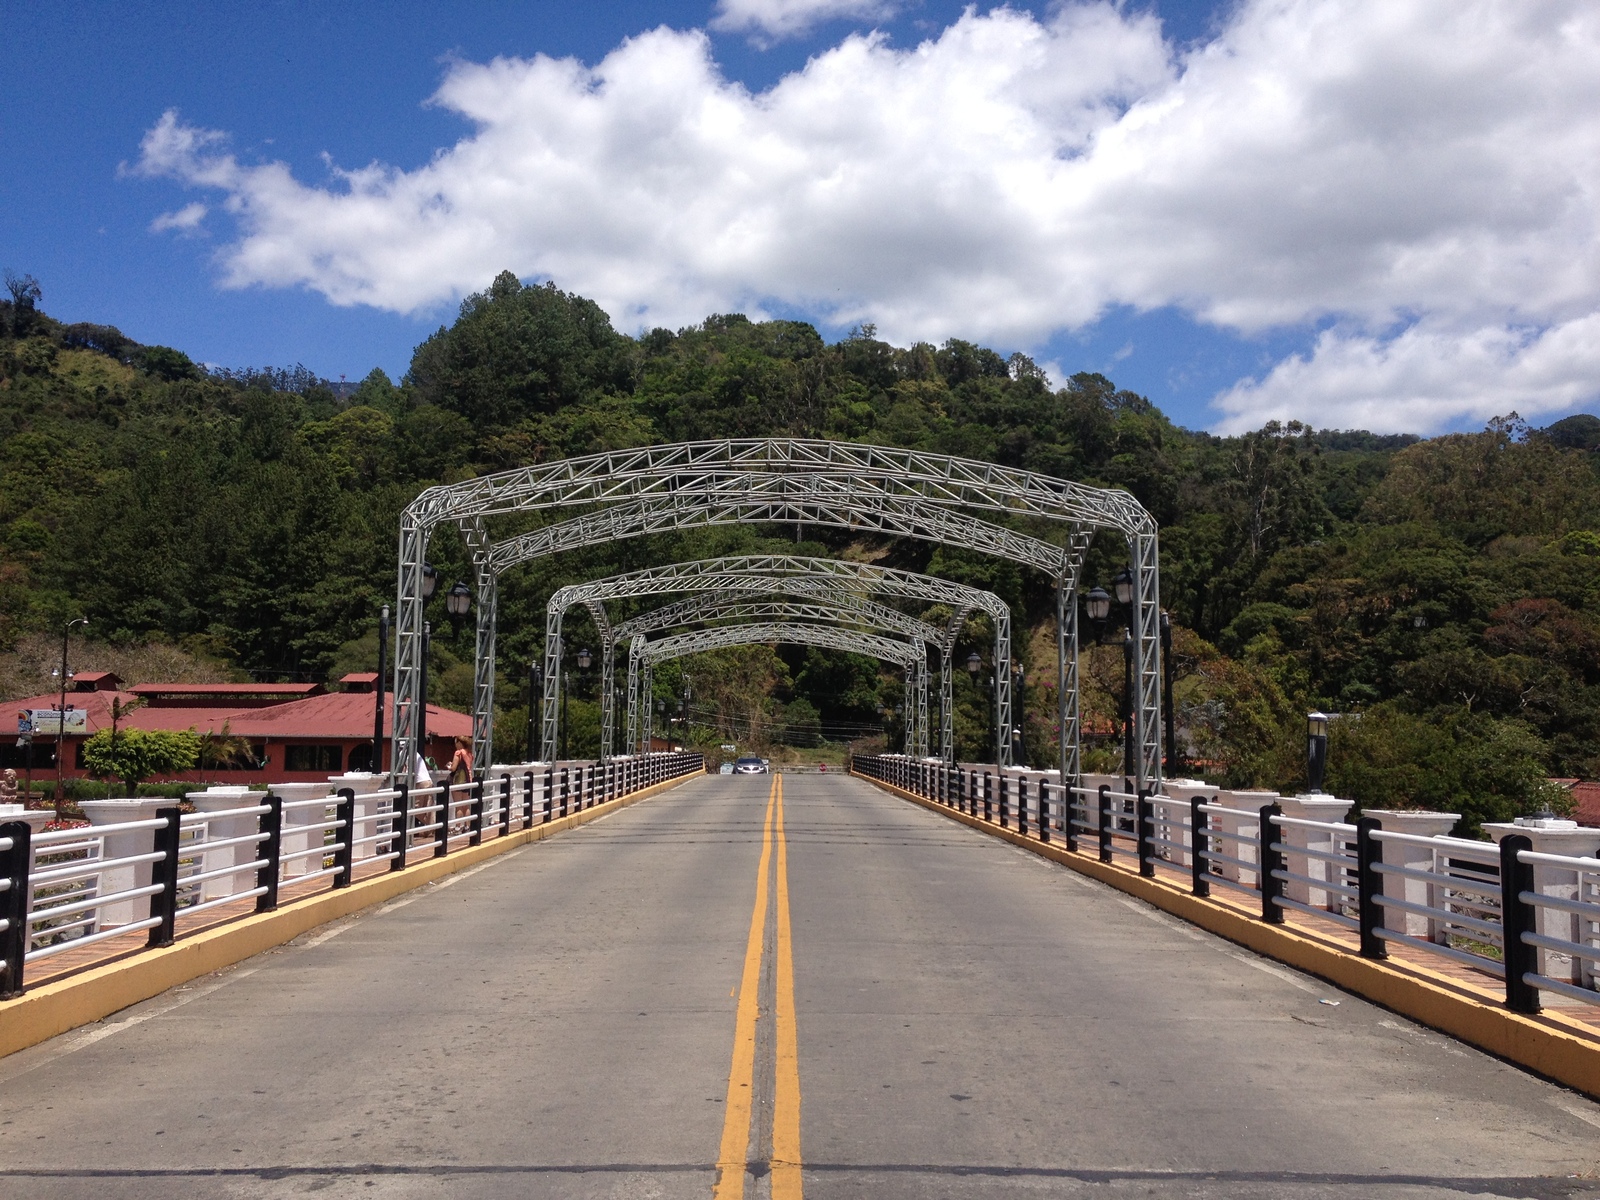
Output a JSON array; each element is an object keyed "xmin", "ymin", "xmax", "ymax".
[{"xmin": 2, "ymin": 773, "xmax": 1597, "ymax": 1199}]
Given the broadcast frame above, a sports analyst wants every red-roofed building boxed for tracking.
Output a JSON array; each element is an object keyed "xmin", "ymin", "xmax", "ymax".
[{"xmin": 4, "ymin": 671, "xmax": 470, "ymax": 786}]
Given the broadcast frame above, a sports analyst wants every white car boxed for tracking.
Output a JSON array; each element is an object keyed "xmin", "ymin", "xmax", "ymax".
[{"xmin": 734, "ymin": 756, "xmax": 770, "ymax": 774}]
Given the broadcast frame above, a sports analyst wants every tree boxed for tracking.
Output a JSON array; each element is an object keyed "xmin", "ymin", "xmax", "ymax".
[
  {"xmin": 82, "ymin": 728, "xmax": 200, "ymax": 794},
  {"xmin": 3, "ymin": 271, "xmax": 42, "ymax": 337}
]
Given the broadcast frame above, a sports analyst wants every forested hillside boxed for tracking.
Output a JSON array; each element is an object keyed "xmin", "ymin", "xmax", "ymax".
[{"xmin": 4, "ymin": 269, "xmax": 1599, "ymax": 830}]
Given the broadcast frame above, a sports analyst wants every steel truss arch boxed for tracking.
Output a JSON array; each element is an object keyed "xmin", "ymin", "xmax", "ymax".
[
  {"xmin": 394, "ymin": 439, "xmax": 1161, "ymax": 790},
  {"xmin": 540, "ymin": 555, "xmax": 1010, "ymax": 765},
  {"xmin": 634, "ymin": 622, "xmax": 927, "ymax": 758},
  {"xmin": 614, "ymin": 593, "xmax": 942, "ymax": 762}
]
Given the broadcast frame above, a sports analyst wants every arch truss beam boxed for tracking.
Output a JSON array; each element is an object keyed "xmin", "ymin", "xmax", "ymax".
[{"xmin": 392, "ymin": 439, "xmax": 1160, "ymax": 790}]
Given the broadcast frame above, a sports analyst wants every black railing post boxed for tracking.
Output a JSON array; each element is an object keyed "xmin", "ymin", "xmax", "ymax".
[
  {"xmin": 256, "ymin": 795, "xmax": 283, "ymax": 910},
  {"xmin": 469, "ymin": 780, "xmax": 485, "ymax": 846},
  {"xmin": 1098, "ymin": 785, "xmax": 1113, "ymax": 864},
  {"xmin": 1017, "ymin": 776, "xmax": 1029, "ymax": 836},
  {"xmin": 983, "ymin": 772, "xmax": 993, "ymax": 822},
  {"xmin": 1355, "ymin": 818, "xmax": 1385, "ymax": 958},
  {"xmin": 1137, "ymin": 791, "xmax": 1155, "ymax": 878},
  {"xmin": 333, "ymin": 789, "xmax": 357, "ymax": 887},
  {"xmin": 0, "ymin": 820, "xmax": 33, "ymax": 997},
  {"xmin": 147, "ymin": 807, "xmax": 182, "ymax": 948},
  {"xmin": 999, "ymin": 773, "xmax": 1010, "ymax": 828},
  {"xmin": 1038, "ymin": 779, "xmax": 1050, "ymax": 844},
  {"xmin": 523, "ymin": 773, "xmax": 534, "ymax": 827},
  {"xmin": 500, "ymin": 776, "xmax": 512, "ymax": 835},
  {"xmin": 390, "ymin": 783, "xmax": 409, "ymax": 872},
  {"xmin": 543, "ymin": 767, "xmax": 555, "ymax": 823},
  {"xmin": 1500, "ymin": 834, "xmax": 1540, "ymax": 1014},
  {"xmin": 1189, "ymin": 796, "xmax": 1210, "ymax": 898},
  {"xmin": 1259, "ymin": 803, "xmax": 1284, "ymax": 923}
]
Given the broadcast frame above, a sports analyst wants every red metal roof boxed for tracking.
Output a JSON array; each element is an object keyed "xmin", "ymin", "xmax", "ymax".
[
  {"xmin": 128, "ymin": 682, "xmax": 324, "ymax": 708},
  {"xmin": 7, "ymin": 686, "xmax": 469, "ymax": 740}
]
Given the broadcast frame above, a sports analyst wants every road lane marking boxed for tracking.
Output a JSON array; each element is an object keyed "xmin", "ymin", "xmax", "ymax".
[
  {"xmin": 713, "ymin": 778, "xmax": 778, "ymax": 1200},
  {"xmin": 771, "ymin": 774, "xmax": 804, "ymax": 1198}
]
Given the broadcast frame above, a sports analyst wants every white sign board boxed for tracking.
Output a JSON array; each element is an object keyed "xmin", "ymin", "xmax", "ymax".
[{"xmin": 21, "ymin": 709, "xmax": 88, "ymax": 735}]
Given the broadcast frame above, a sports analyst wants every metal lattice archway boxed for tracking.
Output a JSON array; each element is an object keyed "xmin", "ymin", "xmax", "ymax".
[
  {"xmin": 393, "ymin": 439, "xmax": 1159, "ymax": 789},
  {"xmin": 540, "ymin": 556, "xmax": 1011, "ymax": 765},
  {"xmin": 633, "ymin": 622, "xmax": 927, "ymax": 757},
  {"xmin": 613, "ymin": 594, "xmax": 941, "ymax": 760}
]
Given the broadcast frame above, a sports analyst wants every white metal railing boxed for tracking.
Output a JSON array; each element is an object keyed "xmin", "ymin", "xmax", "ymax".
[
  {"xmin": 0, "ymin": 752, "xmax": 706, "ymax": 998},
  {"xmin": 851, "ymin": 753, "xmax": 1600, "ymax": 1018}
]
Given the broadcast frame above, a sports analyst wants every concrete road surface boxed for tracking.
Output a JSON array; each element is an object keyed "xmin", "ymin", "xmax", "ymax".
[{"xmin": 3, "ymin": 772, "xmax": 1598, "ymax": 1199}]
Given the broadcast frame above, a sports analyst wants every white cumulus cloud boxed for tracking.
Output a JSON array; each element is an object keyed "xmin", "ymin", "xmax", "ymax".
[
  {"xmin": 135, "ymin": 0, "xmax": 1600, "ymax": 433},
  {"xmin": 711, "ymin": 0, "xmax": 901, "ymax": 41},
  {"xmin": 148, "ymin": 201, "xmax": 208, "ymax": 234}
]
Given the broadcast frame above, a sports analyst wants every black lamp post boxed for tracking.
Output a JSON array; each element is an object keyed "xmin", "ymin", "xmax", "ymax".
[
  {"xmin": 1307, "ymin": 711, "xmax": 1330, "ymax": 793},
  {"xmin": 1012, "ymin": 662, "xmax": 1026, "ymax": 766},
  {"xmin": 527, "ymin": 659, "xmax": 543, "ymax": 762},
  {"xmin": 373, "ymin": 604, "xmax": 389, "ymax": 776},
  {"xmin": 966, "ymin": 651, "xmax": 1001, "ymax": 763},
  {"xmin": 54, "ymin": 616, "xmax": 87, "ymax": 818},
  {"xmin": 445, "ymin": 582, "xmax": 472, "ymax": 637}
]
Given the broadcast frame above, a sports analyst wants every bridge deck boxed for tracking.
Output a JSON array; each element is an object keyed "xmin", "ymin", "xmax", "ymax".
[{"xmin": 2, "ymin": 773, "xmax": 1597, "ymax": 1199}]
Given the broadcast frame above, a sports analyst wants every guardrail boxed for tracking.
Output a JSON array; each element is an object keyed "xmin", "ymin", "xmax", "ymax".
[
  {"xmin": 0, "ymin": 752, "xmax": 704, "ymax": 998},
  {"xmin": 851, "ymin": 753, "xmax": 1600, "ymax": 1018}
]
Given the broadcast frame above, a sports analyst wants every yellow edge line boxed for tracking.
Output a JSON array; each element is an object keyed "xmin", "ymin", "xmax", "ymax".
[
  {"xmin": 854, "ymin": 769, "xmax": 1600, "ymax": 1104},
  {"xmin": 713, "ymin": 776, "xmax": 779, "ymax": 1200},
  {"xmin": 0, "ymin": 769, "xmax": 705, "ymax": 1061},
  {"xmin": 771, "ymin": 774, "xmax": 803, "ymax": 1198}
]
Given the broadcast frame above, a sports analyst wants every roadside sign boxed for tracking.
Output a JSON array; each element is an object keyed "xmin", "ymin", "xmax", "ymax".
[{"xmin": 25, "ymin": 709, "xmax": 88, "ymax": 735}]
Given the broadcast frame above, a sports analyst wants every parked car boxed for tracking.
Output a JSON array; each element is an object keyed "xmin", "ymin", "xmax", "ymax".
[{"xmin": 734, "ymin": 756, "xmax": 769, "ymax": 774}]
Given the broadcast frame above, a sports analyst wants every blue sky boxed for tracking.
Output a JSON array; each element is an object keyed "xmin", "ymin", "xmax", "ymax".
[{"xmin": 4, "ymin": 1, "xmax": 1597, "ymax": 434}]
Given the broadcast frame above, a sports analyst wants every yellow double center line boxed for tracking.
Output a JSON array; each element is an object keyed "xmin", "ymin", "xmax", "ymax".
[{"xmin": 714, "ymin": 774, "xmax": 802, "ymax": 1198}]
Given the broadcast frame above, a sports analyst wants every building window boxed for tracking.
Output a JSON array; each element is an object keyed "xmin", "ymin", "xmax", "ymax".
[
  {"xmin": 284, "ymin": 744, "xmax": 343, "ymax": 773},
  {"xmin": 346, "ymin": 743, "xmax": 375, "ymax": 773}
]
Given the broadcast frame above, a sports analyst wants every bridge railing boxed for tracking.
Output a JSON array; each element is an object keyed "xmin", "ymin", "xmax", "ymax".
[
  {"xmin": 0, "ymin": 752, "xmax": 704, "ymax": 999},
  {"xmin": 851, "ymin": 753, "xmax": 1600, "ymax": 1019}
]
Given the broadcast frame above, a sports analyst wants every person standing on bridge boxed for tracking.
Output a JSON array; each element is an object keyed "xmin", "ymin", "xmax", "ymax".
[{"xmin": 447, "ymin": 736, "xmax": 473, "ymax": 786}]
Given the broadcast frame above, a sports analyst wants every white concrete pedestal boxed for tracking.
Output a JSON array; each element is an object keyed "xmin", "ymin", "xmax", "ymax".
[
  {"xmin": 0, "ymin": 804, "xmax": 54, "ymax": 836},
  {"xmin": 1160, "ymin": 780, "xmax": 1218, "ymax": 869},
  {"xmin": 328, "ymin": 772, "xmax": 389, "ymax": 862},
  {"xmin": 78, "ymin": 798, "xmax": 169, "ymax": 928},
  {"xmin": 1215, "ymin": 790, "xmax": 1280, "ymax": 888},
  {"xmin": 1364, "ymin": 810, "xmax": 1462, "ymax": 941},
  {"xmin": 1486, "ymin": 818, "xmax": 1600, "ymax": 990},
  {"xmin": 1276, "ymin": 794, "xmax": 1356, "ymax": 910},
  {"xmin": 187, "ymin": 787, "xmax": 260, "ymax": 902},
  {"xmin": 271, "ymin": 783, "xmax": 334, "ymax": 877}
]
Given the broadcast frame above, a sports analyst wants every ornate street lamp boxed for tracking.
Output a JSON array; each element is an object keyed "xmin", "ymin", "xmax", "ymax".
[
  {"xmin": 420, "ymin": 562, "xmax": 439, "ymax": 601},
  {"xmin": 1307, "ymin": 711, "xmax": 1330, "ymax": 794},
  {"xmin": 966, "ymin": 650, "xmax": 982, "ymax": 676},
  {"xmin": 1112, "ymin": 568, "xmax": 1135, "ymax": 607},
  {"xmin": 576, "ymin": 647, "xmax": 593, "ymax": 671},
  {"xmin": 445, "ymin": 582, "xmax": 472, "ymax": 636},
  {"xmin": 1085, "ymin": 586, "xmax": 1112, "ymax": 625}
]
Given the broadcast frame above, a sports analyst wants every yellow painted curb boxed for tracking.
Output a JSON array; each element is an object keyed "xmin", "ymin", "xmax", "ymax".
[
  {"xmin": 0, "ymin": 769, "xmax": 705, "ymax": 1060},
  {"xmin": 855, "ymin": 770, "xmax": 1600, "ymax": 1103}
]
